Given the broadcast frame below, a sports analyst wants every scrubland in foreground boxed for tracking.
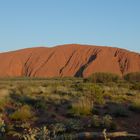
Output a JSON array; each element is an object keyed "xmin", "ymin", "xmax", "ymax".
[{"xmin": 0, "ymin": 73, "xmax": 140, "ymax": 140}]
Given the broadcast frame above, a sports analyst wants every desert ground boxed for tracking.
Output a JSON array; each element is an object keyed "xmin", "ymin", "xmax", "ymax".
[{"xmin": 0, "ymin": 73, "xmax": 140, "ymax": 140}]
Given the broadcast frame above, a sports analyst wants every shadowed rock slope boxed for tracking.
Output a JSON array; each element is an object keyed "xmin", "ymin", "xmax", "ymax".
[{"xmin": 0, "ymin": 44, "xmax": 140, "ymax": 77}]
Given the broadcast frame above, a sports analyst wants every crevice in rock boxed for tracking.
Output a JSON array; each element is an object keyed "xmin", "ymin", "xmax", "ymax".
[
  {"xmin": 74, "ymin": 55, "xmax": 97, "ymax": 77},
  {"xmin": 23, "ymin": 53, "xmax": 33, "ymax": 77},
  {"xmin": 74, "ymin": 49, "xmax": 101, "ymax": 77},
  {"xmin": 59, "ymin": 50, "xmax": 76, "ymax": 76},
  {"xmin": 118, "ymin": 57, "xmax": 129, "ymax": 75},
  {"xmin": 32, "ymin": 51, "xmax": 55, "ymax": 76},
  {"xmin": 114, "ymin": 50, "xmax": 129, "ymax": 76},
  {"xmin": 114, "ymin": 49, "xmax": 120, "ymax": 57}
]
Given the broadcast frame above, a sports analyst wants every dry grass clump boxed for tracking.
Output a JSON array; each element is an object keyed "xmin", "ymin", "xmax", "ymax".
[
  {"xmin": 0, "ymin": 89, "xmax": 11, "ymax": 111},
  {"xmin": 9, "ymin": 105, "xmax": 34, "ymax": 121},
  {"xmin": 129, "ymin": 98, "xmax": 140, "ymax": 113},
  {"xmin": 70, "ymin": 96, "xmax": 93, "ymax": 116}
]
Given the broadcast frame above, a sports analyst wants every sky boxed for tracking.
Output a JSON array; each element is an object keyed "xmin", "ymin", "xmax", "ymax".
[{"xmin": 0, "ymin": 0, "xmax": 140, "ymax": 52}]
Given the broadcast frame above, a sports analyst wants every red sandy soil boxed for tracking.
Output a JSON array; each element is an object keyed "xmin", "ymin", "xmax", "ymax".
[{"xmin": 0, "ymin": 44, "xmax": 140, "ymax": 77}]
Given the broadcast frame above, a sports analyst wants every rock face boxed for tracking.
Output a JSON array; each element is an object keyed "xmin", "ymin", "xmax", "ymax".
[{"xmin": 0, "ymin": 44, "xmax": 140, "ymax": 78}]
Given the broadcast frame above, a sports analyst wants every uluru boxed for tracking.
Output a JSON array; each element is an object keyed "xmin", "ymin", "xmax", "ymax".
[{"xmin": 0, "ymin": 44, "xmax": 140, "ymax": 78}]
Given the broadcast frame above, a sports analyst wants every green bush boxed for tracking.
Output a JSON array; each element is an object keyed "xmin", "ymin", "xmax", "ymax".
[
  {"xmin": 102, "ymin": 115, "xmax": 115, "ymax": 129},
  {"xmin": 92, "ymin": 115, "xmax": 101, "ymax": 127},
  {"xmin": 85, "ymin": 72, "xmax": 120, "ymax": 83},
  {"xmin": 102, "ymin": 115, "xmax": 112, "ymax": 127},
  {"xmin": 91, "ymin": 115, "xmax": 116, "ymax": 130},
  {"xmin": 124, "ymin": 72, "xmax": 140, "ymax": 82},
  {"xmin": 84, "ymin": 84, "xmax": 104, "ymax": 104}
]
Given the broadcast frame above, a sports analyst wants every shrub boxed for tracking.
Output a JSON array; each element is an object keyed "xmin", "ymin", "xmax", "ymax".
[
  {"xmin": 85, "ymin": 72, "xmax": 120, "ymax": 83},
  {"xmin": 0, "ymin": 114, "xmax": 6, "ymax": 137},
  {"xmin": 130, "ymin": 83, "xmax": 140, "ymax": 90},
  {"xmin": 9, "ymin": 105, "xmax": 33, "ymax": 121},
  {"xmin": 84, "ymin": 84, "xmax": 104, "ymax": 104},
  {"xmin": 65, "ymin": 119, "xmax": 83, "ymax": 131},
  {"xmin": 92, "ymin": 115, "xmax": 116, "ymax": 130},
  {"xmin": 124, "ymin": 72, "xmax": 140, "ymax": 82},
  {"xmin": 51, "ymin": 123, "xmax": 66, "ymax": 134},
  {"xmin": 0, "ymin": 89, "xmax": 10, "ymax": 111},
  {"xmin": 92, "ymin": 115, "xmax": 101, "ymax": 127},
  {"xmin": 0, "ymin": 99, "xmax": 7, "ymax": 111},
  {"xmin": 102, "ymin": 115, "xmax": 113, "ymax": 129},
  {"xmin": 129, "ymin": 99, "xmax": 140, "ymax": 113},
  {"xmin": 9, "ymin": 124, "xmax": 51, "ymax": 140},
  {"xmin": 34, "ymin": 99, "xmax": 47, "ymax": 111}
]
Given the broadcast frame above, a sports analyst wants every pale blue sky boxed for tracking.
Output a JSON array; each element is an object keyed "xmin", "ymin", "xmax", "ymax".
[{"xmin": 0, "ymin": 0, "xmax": 140, "ymax": 52}]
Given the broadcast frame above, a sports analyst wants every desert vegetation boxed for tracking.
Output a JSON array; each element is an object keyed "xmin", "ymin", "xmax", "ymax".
[
  {"xmin": 0, "ymin": 72, "xmax": 140, "ymax": 139},
  {"xmin": 84, "ymin": 72, "xmax": 120, "ymax": 83},
  {"xmin": 124, "ymin": 72, "xmax": 140, "ymax": 82}
]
